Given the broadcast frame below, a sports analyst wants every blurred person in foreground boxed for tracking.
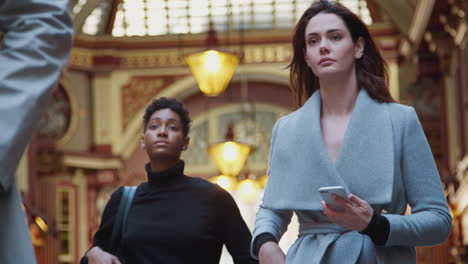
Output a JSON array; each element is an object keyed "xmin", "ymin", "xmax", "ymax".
[{"xmin": 0, "ymin": 0, "xmax": 73, "ymax": 263}]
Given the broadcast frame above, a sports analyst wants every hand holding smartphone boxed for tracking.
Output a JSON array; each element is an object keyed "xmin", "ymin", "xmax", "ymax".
[{"xmin": 318, "ymin": 186, "xmax": 350, "ymax": 211}]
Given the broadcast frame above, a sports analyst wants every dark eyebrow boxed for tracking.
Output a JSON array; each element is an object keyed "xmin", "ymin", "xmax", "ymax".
[
  {"xmin": 306, "ymin": 29, "xmax": 344, "ymax": 37},
  {"xmin": 150, "ymin": 117, "xmax": 178, "ymax": 122}
]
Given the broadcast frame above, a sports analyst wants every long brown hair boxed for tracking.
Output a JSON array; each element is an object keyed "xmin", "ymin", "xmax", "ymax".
[{"xmin": 288, "ymin": 0, "xmax": 395, "ymax": 106}]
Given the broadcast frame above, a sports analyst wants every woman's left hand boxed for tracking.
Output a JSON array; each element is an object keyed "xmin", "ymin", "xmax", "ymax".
[{"xmin": 322, "ymin": 194, "xmax": 373, "ymax": 232}]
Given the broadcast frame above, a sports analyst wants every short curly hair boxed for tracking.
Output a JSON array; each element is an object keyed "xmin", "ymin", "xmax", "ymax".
[{"xmin": 143, "ymin": 97, "xmax": 191, "ymax": 137}]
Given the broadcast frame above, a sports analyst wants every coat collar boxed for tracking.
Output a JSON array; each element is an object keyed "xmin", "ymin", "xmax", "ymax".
[{"xmin": 263, "ymin": 89, "xmax": 394, "ymax": 210}]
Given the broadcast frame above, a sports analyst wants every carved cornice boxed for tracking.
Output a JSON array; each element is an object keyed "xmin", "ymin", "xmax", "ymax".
[
  {"xmin": 69, "ymin": 43, "xmax": 293, "ymax": 71},
  {"xmin": 69, "ymin": 48, "xmax": 93, "ymax": 69},
  {"xmin": 438, "ymin": 1, "xmax": 467, "ymax": 46},
  {"xmin": 415, "ymin": 1, "xmax": 467, "ymax": 73}
]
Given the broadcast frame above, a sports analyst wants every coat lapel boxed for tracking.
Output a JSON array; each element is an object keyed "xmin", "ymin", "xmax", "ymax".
[
  {"xmin": 263, "ymin": 89, "xmax": 394, "ymax": 210},
  {"xmin": 334, "ymin": 89, "xmax": 394, "ymax": 205}
]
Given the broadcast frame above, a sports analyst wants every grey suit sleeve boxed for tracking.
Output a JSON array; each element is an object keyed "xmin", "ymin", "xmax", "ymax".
[
  {"xmin": 385, "ymin": 107, "xmax": 452, "ymax": 246},
  {"xmin": 250, "ymin": 206, "xmax": 293, "ymax": 259},
  {"xmin": 250, "ymin": 118, "xmax": 293, "ymax": 259},
  {"xmin": 0, "ymin": 0, "xmax": 73, "ymax": 192}
]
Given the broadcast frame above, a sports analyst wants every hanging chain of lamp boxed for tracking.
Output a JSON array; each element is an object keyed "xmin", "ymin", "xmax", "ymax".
[
  {"xmin": 184, "ymin": 21, "xmax": 240, "ymax": 96},
  {"xmin": 207, "ymin": 105, "xmax": 262, "ymax": 202}
]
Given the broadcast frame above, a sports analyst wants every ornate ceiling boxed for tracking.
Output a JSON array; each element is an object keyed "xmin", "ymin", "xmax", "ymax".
[
  {"xmin": 73, "ymin": 0, "xmax": 374, "ymax": 37},
  {"xmin": 68, "ymin": 0, "xmax": 467, "ymax": 67}
]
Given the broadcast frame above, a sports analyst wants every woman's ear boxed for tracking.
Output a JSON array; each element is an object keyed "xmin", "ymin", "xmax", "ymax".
[
  {"xmin": 354, "ymin": 37, "xmax": 364, "ymax": 59},
  {"xmin": 140, "ymin": 133, "xmax": 146, "ymax": 149},
  {"xmin": 182, "ymin": 136, "xmax": 190, "ymax": 151}
]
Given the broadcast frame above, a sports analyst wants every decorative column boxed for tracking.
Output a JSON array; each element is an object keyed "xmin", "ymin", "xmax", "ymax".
[{"xmin": 92, "ymin": 73, "xmax": 121, "ymax": 155}]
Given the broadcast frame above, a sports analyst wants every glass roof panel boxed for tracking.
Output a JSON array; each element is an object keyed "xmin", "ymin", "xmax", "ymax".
[
  {"xmin": 72, "ymin": 0, "xmax": 88, "ymax": 16},
  {"xmin": 81, "ymin": 0, "xmax": 373, "ymax": 37},
  {"xmin": 82, "ymin": 7, "xmax": 102, "ymax": 35},
  {"xmin": 80, "ymin": 0, "xmax": 112, "ymax": 35}
]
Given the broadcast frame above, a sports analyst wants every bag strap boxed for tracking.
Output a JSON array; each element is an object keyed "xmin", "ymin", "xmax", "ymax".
[{"xmin": 110, "ymin": 186, "xmax": 137, "ymax": 253}]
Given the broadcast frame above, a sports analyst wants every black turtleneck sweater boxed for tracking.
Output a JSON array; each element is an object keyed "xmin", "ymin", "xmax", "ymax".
[{"xmin": 90, "ymin": 161, "xmax": 256, "ymax": 264}]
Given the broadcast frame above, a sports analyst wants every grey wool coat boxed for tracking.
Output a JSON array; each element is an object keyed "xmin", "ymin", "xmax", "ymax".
[
  {"xmin": 251, "ymin": 89, "xmax": 451, "ymax": 264},
  {"xmin": 0, "ymin": 0, "xmax": 72, "ymax": 263}
]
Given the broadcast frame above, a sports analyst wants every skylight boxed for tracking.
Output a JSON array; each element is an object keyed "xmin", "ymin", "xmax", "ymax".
[{"xmin": 80, "ymin": 0, "xmax": 373, "ymax": 37}]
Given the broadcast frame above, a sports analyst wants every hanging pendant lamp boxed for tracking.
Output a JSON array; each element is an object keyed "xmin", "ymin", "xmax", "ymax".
[
  {"xmin": 184, "ymin": 22, "xmax": 240, "ymax": 96},
  {"xmin": 208, "ymin": 122, "xmax": 251, "ymax": 177}
]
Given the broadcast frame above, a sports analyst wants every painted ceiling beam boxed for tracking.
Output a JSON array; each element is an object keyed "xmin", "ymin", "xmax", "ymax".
[
  {"xmin": 399, "ymin": 0, "xmax": 436, "ymax": 56},
  {"xmin": 373, "ymin": 0, "xmax": 416, "ymax": 34},
  {"xmin": 73, "ymin": 0, "xmax": 106, "ymax": 32},
  {"xmin": 375, "ymin": 0, "xmax": 435, "ymax": 57},
  {"xmin": 105, "ymin": 0, "xmax": 121, "ymax": 34}
]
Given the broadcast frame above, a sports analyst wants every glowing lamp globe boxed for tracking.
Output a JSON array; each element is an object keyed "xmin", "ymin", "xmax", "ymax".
[
  {"xmin": 210, "ymin": 175, "xmax": 237, "ymax": 192},
  {"xmin": 208, "ymin": 141, "xmax": 251, "ymax": 177},
  {"xmin": 185, "ymin": 49, "xmax": 240, "ymax": 96},
  {"xmin": 237, "ymin": 179, "xmax": 261, "ymax": 203}
]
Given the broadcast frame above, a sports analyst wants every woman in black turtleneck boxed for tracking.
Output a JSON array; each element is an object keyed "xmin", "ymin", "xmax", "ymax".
[{"xmin": 82, "ymin": 97, "xmax": 256, "ymax": 264}]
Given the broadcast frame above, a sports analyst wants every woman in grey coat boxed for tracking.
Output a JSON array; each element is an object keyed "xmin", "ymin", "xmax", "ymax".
[{"xmin": 251, "ymin": 1, "xmax": 451, "ymax": 263}]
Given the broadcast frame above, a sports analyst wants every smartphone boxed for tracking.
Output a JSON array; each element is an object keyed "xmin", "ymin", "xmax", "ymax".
[{"xmin": 318, "ymin": 186, "xmax": 350, "ymax": 211}]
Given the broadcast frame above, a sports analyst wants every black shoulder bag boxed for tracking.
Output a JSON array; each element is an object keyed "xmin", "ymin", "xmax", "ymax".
[
  {"xmin": 80, "ymin": 186, "xmax": 137, "ymax": 264},
  {"xmin": 110, "ymin": 186, "xmax": 137, "ymax": 262}
]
